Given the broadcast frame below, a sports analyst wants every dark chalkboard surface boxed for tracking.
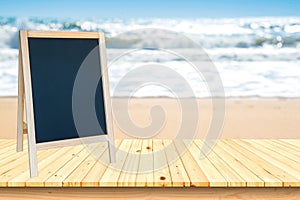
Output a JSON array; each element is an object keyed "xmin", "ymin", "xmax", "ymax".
[
  {"xmin": 28, "ymin": 38, "xmax": 107, "ymax": 143},
  {"xmin": 18, "ymin": 31, "xmax": 115, "ymax": 177}
]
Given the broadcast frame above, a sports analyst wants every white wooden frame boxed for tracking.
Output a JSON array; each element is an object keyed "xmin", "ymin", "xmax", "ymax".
[{"xmin": 17, "ymin": 30, "xmax": 116, "ymax": 177}]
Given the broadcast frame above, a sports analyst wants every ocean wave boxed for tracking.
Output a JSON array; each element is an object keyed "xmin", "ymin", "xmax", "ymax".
[
  {"xmin": 0, "ymin": 16, "xmax": 300, "ymax": 97},
  {"xmin": 1, "ymin": 17, "xmax": 300, "ymax": 49}
]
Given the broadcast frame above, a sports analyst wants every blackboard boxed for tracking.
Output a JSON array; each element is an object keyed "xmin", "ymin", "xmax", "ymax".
[
  {"xmin": 28, "ymin": 38, "xmax": 107, "ymax": 143},
  {"xmin": 18, "ymin": 31, "xmax": 115, "ymax": 177}
]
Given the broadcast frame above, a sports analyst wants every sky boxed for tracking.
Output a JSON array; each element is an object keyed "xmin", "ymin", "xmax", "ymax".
[{"xmin": 0, "ymin": 0, "xmax": 300, "ymax": 19}]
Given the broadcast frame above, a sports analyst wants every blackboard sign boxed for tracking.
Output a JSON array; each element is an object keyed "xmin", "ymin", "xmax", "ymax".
[{"xmin": 17, "ymin": 31, "xmax": 115, "ymax": 177}]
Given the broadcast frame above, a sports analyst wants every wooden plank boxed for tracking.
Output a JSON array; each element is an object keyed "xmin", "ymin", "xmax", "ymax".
[
  {"xmin": 0, "ymin": 148, "xmax": 26, "ymax": 168},
  {"xmin": 27, "ymin": 30, "xmax": 100, "ymax": 38},
  {"xmin": 183, "ymin": 140, "xmax": 227, "ymax": 187},
  {"xmin": 272, "ymin": 140, "xmax": 300, "ymax": 156},
  {"xmin": 25, "ymin": 146, "xmax": 85, "ymax": 186},
  {"xmin": 219, "ymin": 140, "xmax": 283, "ymax": 187},
  {"xmin": 7, "ymin": 146, "xmax": 82, "ymax": 187},
  {"xmin": 153, "ymin": 140, "xmax": 172, "ymax": 187},
  {"xmin": 227, "ymin": 140, "xmax": 300, "ymax": 187},
  {"xmin": 3, "ymin": 148, "xmax": 60, "ymax": 187},
  {"xmin": 0, "ymin": 140, "xmax": 20, "ymax": 157},
  {"xmin": 252, "ymin": 140, "xmax": 300, "ymax": 164},
  {"xmin": 79, "ymin": 149, "xmax": 109, "ymax": 187},
  {"xmin": 44, "ymin": 143, "xmax": 101, "ymax": 186},
  {"xmin": 61, "ymin": 145, "xmax": 107, "ymax": 187},
  {"xmin": 0, "ymin": 140, "xmax": 27, "ymax": 156},
  {"xmin": 194, "ymin": 140, "xmax": 247, "ymax": 187},
  {"xmin": 63, "ymin": 140, "xmax": 122, "ymax": 187},
  {"xmin": 279, "ymin": 139, "xmax": 300, "ymax": 152},
  {"xmin": 173, "ymin": 140, "xmax": 209, "ymax": 187},
  {"xmin": 99, "ymin": 140, "xmax": 132, "ymax": 186},
  {"xmin": 0, "ymin": 141, "xmax": 29, "ymax": 168},
  {"xmin": 0, "ymin": 139, "xmax": 300, "ymax": 188},
  {"xmin": 62, "ymin": 144, "xmax": 107, "ymax": 187},
  {"xmin": 1, "ymin": 188, "xmax": 300, "ymax": 200},
  {"xmin": 239, "ymin": 140, "xmax": 300, "ymax": 171},
  {"xmin": 163, "ymin": 140, "xmax": 190, "ymax": 187},
  {"xmin": 0, "ymin": 140, "xmax": 16, "ymax": 149},
  {"xmin": 208, "ymin": 140, "xmax": 264, "ymax": 187},
  {"xmin": 236, "ymin": 140, "xmax": 300, "ymax": 184},
  {"xmin": 79, "ymin": 140, "xmax": 122, "ymax": 187},
  {"xmin": 117, "ymin": 140, "xmax": 142, "ymax": 186},
  {"xmin": 136, "ymin": 139, "xmax": 154, "ymax": 187},
  {"xmin": 280, "ymin": 139, "xmax": 300, "ymax": 146}
]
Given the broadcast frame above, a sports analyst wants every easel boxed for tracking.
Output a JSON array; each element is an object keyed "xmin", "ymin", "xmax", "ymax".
[{"xmin": 17, "ymin": 30, "xmax": 116, "ymax": 177}]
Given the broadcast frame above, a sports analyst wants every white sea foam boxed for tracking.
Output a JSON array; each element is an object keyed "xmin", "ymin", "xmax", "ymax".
[{"xmin": 0, "ymin": 16, "xmax": 299, "ymax": 97}]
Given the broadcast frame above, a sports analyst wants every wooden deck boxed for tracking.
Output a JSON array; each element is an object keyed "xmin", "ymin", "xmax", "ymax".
[{"xmin": 0, "ymin": 139, "xmax": 299, "ymax": 187}]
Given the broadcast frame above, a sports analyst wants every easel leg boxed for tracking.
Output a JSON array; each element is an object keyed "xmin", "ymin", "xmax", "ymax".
[
  {"xmin": 19, "ymin": 31, "xmax": 38, "ymax": 177},
  {"xmin": 27, "ymin": 133, "xmax": 38, "ymax": 177},
  {"xmin": 24, "ymin": 82, "xmax": 38, "ymax": 177},
  {"xmin": 108, "ymin": 140, "xmax": 116, "ymax": 163},
  {"xmin": 17, "ymin": 46, "xmax": 24, "ymax": 152}
]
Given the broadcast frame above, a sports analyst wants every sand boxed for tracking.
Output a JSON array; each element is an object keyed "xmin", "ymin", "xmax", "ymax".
[{"xmin": 0, "ymin": 97, "xmax": 299, "ymax": 139}]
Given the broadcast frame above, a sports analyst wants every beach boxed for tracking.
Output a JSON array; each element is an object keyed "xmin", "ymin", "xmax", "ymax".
[
  {"xmin": 1, "ymin": 1, "xmax": 300, "ymax": 199},
  {"xmin": 1, "ymin": 97, "xmax": 299, "ymax": 140},
  {"xmin": 1, "ymin": 17, "xmax": 300, "ymax": 140}
]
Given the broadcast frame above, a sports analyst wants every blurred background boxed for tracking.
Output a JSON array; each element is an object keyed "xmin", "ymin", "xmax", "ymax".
[
  {"xmin": 0, "ymin": 0, "xmax": 299, "ymax": 139},
  {"xmin": 0, "ymin": 0, "xmax": 300, "ymax": 97}
]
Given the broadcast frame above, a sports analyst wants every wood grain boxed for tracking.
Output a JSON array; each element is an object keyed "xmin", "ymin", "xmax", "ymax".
[
  {"xmin": 209, "ymin": 140, "xmax": 264, "ymax": 187},
  {"xmin": 183, "ymin": 140, "xmax": 227, "ymax": 187},
  {"xmin": 17, "ymin": 39, "xmax": 24, "ymax": 152},
  {"xmin": 135, "ymin": 139, "xmax": 154, "ymax": 186},
  {"xmin": 99, "ymin": 140, "xmax": 132, "ymax": 186},
  {"xmin": 163, "ymin": 140, "xmax": 190, "ymax": 187},
  {"xmin": 153, "ymin": 140, "xmax": 172, "ymax": 187},
  {"xmin": 0, "ymin": 139, "xmax": 299, "ymax": 187},
  {"xmin": 27, "ymin": 30, "xmax": 100, "ymax": 38},
  {"xmin": 195, "ymin": 140, "xmax": 247, "ymax": 187},
  {"xmin": 0, "ymin": 188, "xmax": 299, "ymax": 200},
  {"xmin": 117, "ymin": 140, "xmax": 142, "ymax": 186},
  {"xmin": 98, "ymin": 32, "xmax": 116, "ymax": 163},
  {"xmin": 19, "ymin": 30, "xmax": 38, "ymax": 177}
]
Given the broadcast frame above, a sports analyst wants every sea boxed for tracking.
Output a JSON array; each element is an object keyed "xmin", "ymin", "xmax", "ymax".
[{"xmin": 0, "ymin": 16, "xmax": 299, "ymax": 98}]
